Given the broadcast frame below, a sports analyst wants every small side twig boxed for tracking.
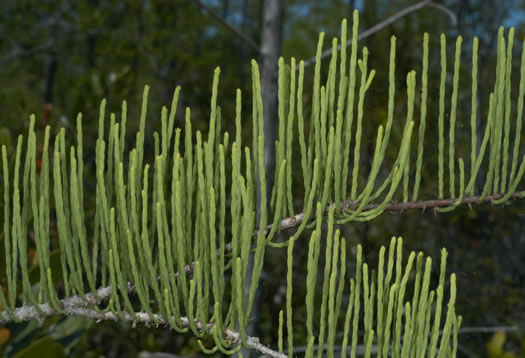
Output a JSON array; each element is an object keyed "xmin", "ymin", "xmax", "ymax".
[
  {"xmin": 191, "ymin": 0, "xmax": 261, "ymax": 53},
  {"xmin": 0, "ymin": 40, "xmax": 55, "ymax": 67}
]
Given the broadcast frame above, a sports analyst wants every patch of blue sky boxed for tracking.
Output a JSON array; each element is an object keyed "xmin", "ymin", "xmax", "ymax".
[
  {"xmin": 352, "ymin": 0, "xmax": 364, "ymax": 12},
  {"xmin": 288, "ymin": 2, "xmax": 310, "ymax": 18},
  {"xmin": 203, "ymin": 25, "xmax": 218, "ymax": 39},
  {"xmin": 503, "ymin": 8, "xmax": 525, "ymax": 27},
  {"xmin": 202, "ymin": 0, "xmax": 220, "ymax": 7},
  {"xmin": 226, "ymin": 11, "xmax": 244, "ymax": 26},
  {"xmin": 199, "ymin": 0, "xmax": 244, "ymax": 26}
]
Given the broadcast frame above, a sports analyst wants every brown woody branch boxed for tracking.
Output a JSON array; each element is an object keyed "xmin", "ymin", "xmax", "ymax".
[{"xmin": 251, "ymin": 190, "xmax": 525, "ymax": 243}]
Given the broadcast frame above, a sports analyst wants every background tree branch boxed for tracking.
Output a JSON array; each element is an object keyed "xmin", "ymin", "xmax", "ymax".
[
  {"xmin": 300, "ymin": 0, "xmax": 457, "ymax": 69},
  {"xmin": 191, "ymin": 0, "xmax": 261, "ymax": 53}
]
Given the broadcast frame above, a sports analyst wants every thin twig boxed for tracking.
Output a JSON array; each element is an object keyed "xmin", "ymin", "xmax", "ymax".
[
  {"xmin": 427, "ymin": 2, "xmax": 458, "ymax": 25},
  {"xmin": 0, "ymin": 304, "xmax": 285, "ymax": 358},
  {"xmin": 0, "ymin": 40, "xmax": 55, "ymax": 67},
  {"xmin": 252, "ymin": 190, "xmax": 525, "ymax": 245},
  {"xmin": 300, "ymin": 0, "xmax": 457, "ymax": 70},
  {"xmin": 191, "ymin": 0, "xmax": 261, "ymax": 53}
]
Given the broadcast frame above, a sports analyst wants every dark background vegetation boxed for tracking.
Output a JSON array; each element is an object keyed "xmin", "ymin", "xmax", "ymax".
[{"xmin": 1, "ymin": 0, "xmax": 525, "ymax": 357}]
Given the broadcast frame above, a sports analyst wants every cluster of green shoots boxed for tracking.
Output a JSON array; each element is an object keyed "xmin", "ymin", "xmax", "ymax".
[{"xmin": 1, "ymin": 8, "xmax": 524, "ymax": 357}]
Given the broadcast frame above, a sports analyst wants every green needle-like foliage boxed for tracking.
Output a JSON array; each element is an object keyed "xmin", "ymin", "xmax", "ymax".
[{"xmin": 0, "ymin": 9, "xmax": 524, "ymax": 357}]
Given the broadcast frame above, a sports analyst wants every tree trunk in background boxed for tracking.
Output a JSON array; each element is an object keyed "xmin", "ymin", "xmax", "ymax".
[
  {"xmin": 241, "ymin": 0, "xmax": 284, "ymax": 357},
  {"xmin": 260, "ymin": 0, "xmax": 284, "ymax": 200}
]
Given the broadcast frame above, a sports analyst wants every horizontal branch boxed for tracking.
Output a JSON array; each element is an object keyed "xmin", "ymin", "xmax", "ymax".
[
  {"xmin": 0, "ymin": 301, "xmax": 285, "ymax": 358},
  {"xmin": 254, "ymin": 190, "xmax": 525, "ymax": 243},
  {"xmin": 339, "ymin": 190, "xmax": 525, "ymax": 213}
]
